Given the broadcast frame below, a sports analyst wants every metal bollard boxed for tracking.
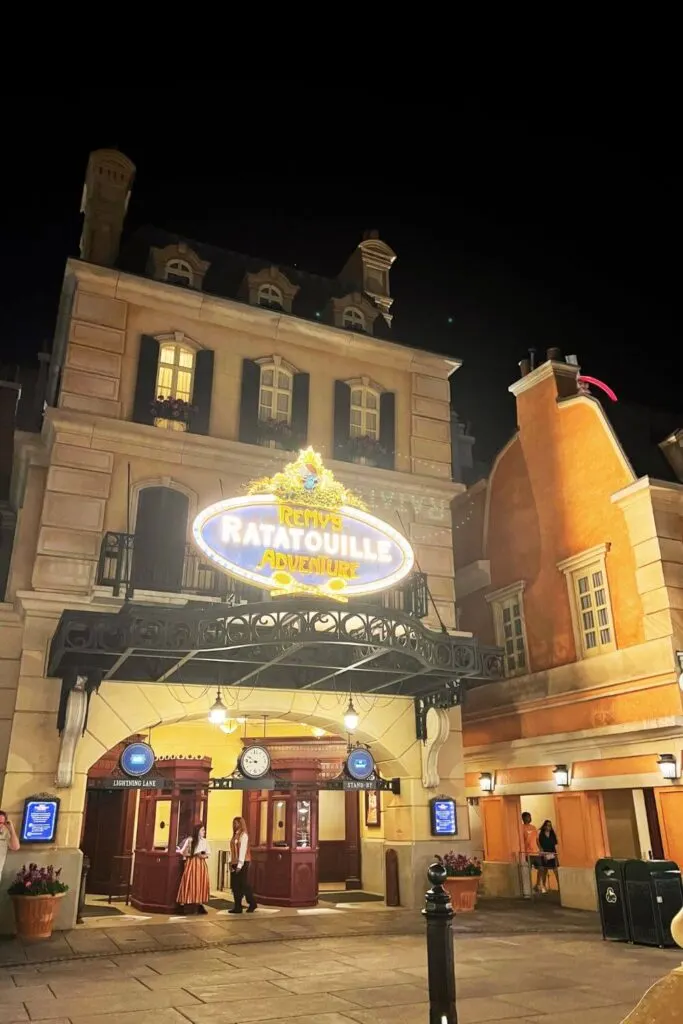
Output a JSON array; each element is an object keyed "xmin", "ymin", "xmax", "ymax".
[
  {"xmin": 423, "ymin": 861, "xmax": 457, "ymax": 1024},
  {"xmin": 77, "ymin": 854, "xmax": 90, "ymax": 924}
]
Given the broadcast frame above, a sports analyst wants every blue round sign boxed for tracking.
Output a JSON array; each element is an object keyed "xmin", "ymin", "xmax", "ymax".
[
  {"xmin": 120, "ymin": 742, "xmax": 155, "ymax": 778},
  {"xmin": 346, "ymin": 748, "xmax": 375, "ymax": 781}
]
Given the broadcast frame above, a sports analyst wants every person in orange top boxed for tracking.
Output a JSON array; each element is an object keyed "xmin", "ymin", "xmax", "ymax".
[
  {"xmin": 228, "ymin": 816, "xmax": 257, "ymax": 914},
  {"xmin": 521, "ymin": 812, "xmax": 543, "ymax": 894}
]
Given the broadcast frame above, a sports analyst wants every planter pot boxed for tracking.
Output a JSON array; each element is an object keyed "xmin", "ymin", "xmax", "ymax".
[
  {"xmin": 443, "ymin": 876, "xmax": 480, "ymax": 913},
  {"xmin": 11, "ymin": 893, "xmax": 64, "ymax": 940}
]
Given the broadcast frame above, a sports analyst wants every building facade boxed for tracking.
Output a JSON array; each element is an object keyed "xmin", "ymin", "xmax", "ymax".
[
  {"xmin": 0, "ymin": 149, "xmax": 500, "ymax": 930},
  {"xmin": 454, "ymin": 353, "xmax": 683, "ymax": 909}
]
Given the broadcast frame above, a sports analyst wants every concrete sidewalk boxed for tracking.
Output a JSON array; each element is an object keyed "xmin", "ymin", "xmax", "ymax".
[
  {"xmin": 0, "ymin": 899, "xmax": 600, "ymax": 968},
  {"xmin": 0, "ymin": 917, "xmax": 678, "ymax": 1024}
]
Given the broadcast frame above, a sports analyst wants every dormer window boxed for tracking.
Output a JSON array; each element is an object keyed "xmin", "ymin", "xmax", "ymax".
[
  {"xmin": 343, "ymin": 307, "xmax": 366, "ymax": 332},
  {"xmin": 164, "ymin": 259, "xmax": 193, "ymax": 287},
  {"xmin": 258, "ymin": 283, "xmax": 284, "ymax": 311}
]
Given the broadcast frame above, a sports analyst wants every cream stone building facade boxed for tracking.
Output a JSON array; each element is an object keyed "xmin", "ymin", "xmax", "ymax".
[{"xmin": 0, "ymin": 149, "xmax": 500, "ymax": 930}]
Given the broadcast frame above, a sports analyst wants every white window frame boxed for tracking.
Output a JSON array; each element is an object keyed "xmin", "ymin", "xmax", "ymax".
[
  {"xmin": 349, "ymin": 382, "xmax": 381, "ymax": 441},
  {"xmin": 485, "ymin": 580, "xmax": 529, "ymax": 677},
  {"xmin": 342, "ymin": 306, "xmax": 366, "ymax": 331},
  {"xmin": 164, "ymin": 259, "xmax": 194, "ymax": 287},
  {"xmin": 258, "ymin": 358, "xmax": 293, "ymax": 427},
  {"xmin": 557, "ymin": 544, "xmax": 616, "ymax": 659},
  {"xmin": 257, "ymin": 283, "xmax": 284, "ymax": 310},
  {"xmin": 154, "ymin": 340, "xmax": 196, "ymax": 432}
]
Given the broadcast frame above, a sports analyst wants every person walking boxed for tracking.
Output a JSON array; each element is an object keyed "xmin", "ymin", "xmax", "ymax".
[
  {"xmin": 228, "ymin": 816, "xmax": 257, "ymax": 914},
  {"xmin": 537, "ymin": 819, "xmax": 560, "ymax": 894},
  {"xmin": 177, "ymin": 823, "xmax": 211, "ymax": 914}
]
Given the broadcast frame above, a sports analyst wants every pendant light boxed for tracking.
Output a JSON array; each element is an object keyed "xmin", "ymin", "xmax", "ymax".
[
  {"xmin": 208, "ymin": 687, "xmax": 227, "ymax": 725},
  {"xmin": 343, "ymin": 697, "xmax": 359, "ymax": 733}
]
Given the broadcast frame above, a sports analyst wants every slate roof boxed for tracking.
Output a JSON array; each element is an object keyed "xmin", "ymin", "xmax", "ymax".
[
  {"xmin": 601, "ymin": 397, "xmax": 681, "ymax": 483},
  {"xmin": 117, "ymin": 226, "xmax": 394, "ymax": 340}
]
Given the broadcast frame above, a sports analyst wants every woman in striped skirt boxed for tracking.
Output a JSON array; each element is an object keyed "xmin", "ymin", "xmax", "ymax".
[{"xmin": 177, "ymin": 823, "xmax": 210, "ymax": 914}]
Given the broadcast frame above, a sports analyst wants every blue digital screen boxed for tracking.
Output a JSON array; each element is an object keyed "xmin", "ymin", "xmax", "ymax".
[
  {"xmin": 120, "ymin": 742, "xmax": 155, "ymax": 777},
  {"xmin": 430, "ymin": 798, "xmax": 457, "ymax": 837},
  {"xmin": 20, "ymin": 798, "xmax": 60, "ymax": 844},
  {"xmin": 347, "ymin": 749, "xmax": 375, "ymax": 781}
]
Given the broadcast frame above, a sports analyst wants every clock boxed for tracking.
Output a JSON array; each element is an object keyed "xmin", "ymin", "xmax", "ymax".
[
  {"xmin": 238, "ymin": 745, "xmax": 271, "ymax": 780},
  {"xmin": 346, "ymin": 747, "xmax": 375, "ymax": 781}
]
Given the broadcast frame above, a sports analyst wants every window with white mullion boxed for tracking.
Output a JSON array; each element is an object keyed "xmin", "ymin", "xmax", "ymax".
[
  {"xmin": 495, "ymin": 594, "xmax": 527, "ymax": 676},
  {"xmin": 573, "ymin": 567, "xmax": 613, "ymax": 654},
  {"xmin": 350, "ymin": 386, "xmax": 380, "ymax": 440},
  {"xmin": 259, "ymin": 365, "xmax": 292, "ymax": 424},
  {"xmin": 155, "ymin": 344, "xmax": 195, "ymax": 432}
]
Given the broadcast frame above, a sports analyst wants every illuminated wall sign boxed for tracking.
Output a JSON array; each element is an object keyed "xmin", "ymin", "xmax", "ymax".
[
  {"xmin": 20, "ymin": 797, "xmax": 60, "ymax": 844},
  {"xmin": 193, "ymin": 449, "xmax": 414, "ymax": 601},
  {"xmin": 430, "ymin": 797, "xmax": 457, "ymax": 837}
]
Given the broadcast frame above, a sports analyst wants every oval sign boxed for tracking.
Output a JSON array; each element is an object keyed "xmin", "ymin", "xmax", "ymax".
[
  {"xmin": 192, "ymin": 494, "xmax": 414, "ymax": 601},
  {"xmin": 120, "ymin": 742, "xmax": 155, "ymax": 778},
  {"xmin": 346, "ymin": 748, "xmax": 375, "ymax": 781}
]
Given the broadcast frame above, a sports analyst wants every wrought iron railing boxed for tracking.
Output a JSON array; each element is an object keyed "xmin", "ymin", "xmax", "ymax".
[{"xmin": 96, "ymin": 531, "xmax": 428, "ymax": 617}]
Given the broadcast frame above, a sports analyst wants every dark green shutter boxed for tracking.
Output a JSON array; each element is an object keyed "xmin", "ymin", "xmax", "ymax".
[
  {"xmin": 291, "ymin": 372, "xmax": 310, "ymax": 448},
  {"xmin": 379, "ymin": 392, "xmax": 396, "ymax": 470},
  {"xmin": 190, "ymin": 349, "xmax": 214, "ymax": 435},
  {"xmin": 132, "ymin": 335, "xmax": 159, "ymax": 425},
  {"xmin": 239, "ymin": 359, "xmax": 261, "ymax": 444},
  {"xmin": 334, "ymin": 380, "xmax": 351, "ymax": 460}
]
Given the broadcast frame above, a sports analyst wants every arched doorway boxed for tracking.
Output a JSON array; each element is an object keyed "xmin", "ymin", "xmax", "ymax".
[{"xmin": 132, "ymin": 486, "xmax": 188, "ymax": 592}]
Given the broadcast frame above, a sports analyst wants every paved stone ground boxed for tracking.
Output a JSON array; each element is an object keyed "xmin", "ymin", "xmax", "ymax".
[{"xmin": 0, "ymin": 901, "xmax": 680, "ymax": 1023}]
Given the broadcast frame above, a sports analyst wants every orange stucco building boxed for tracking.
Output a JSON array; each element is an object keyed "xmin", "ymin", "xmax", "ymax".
[{"xmin": 453, "ymin": 351, "xmax": 683, "ymax": 909}]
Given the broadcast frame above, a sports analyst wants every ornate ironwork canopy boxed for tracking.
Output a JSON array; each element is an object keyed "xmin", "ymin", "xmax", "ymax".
[{"xmin": 48, "ymin": 599, "xmax": 502, "ymax": 699}]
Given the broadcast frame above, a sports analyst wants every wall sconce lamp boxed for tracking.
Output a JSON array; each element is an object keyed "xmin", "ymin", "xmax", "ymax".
[
  {"xmin": 553, "ymin": 764, "xmax": 571, "ymax": 788},
  {"xmin": 657, "ymin": 753, "xmax": 680, "ymax": 782},
  {"xmin": 479, "ymin": 772, "xmax": 495, "ymax": 794},
  {"xmin": 676, "ymin": 650, "xmax": 683, "ymax": 690}
]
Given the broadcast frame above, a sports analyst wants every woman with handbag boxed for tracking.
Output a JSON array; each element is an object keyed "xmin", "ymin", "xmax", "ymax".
[
  {"xmin": 176, "ymin": 823, "xmax": 211, "ymax": 914},
  {"xmin": 537, "ymin": 819, "xmax": 560, "ymax": 893}
]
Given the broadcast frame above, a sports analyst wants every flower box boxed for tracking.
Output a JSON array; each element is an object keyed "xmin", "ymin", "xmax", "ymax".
[
  {"xmin": 436, "ymin": 852, "xmax": 482, "ymax": 913},
  {"xmin": 8, "ymin": 864, "xmax": 69, "ymax": 940},
  {"xmin": 347, "ymin": 435, "xmax": 386, "ymax": 465},
  {"xmin": 150, "ymin": 395, "xmax": 196, "ymax": 425},
  {"xmin": 257, "ymin": 417, "xmax": 297, "ymax": 450}
]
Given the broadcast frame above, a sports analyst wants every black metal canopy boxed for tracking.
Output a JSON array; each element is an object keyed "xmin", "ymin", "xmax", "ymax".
[{"xmin": 48, "ymin": 599, "xmax": 502, "ymax": 699}]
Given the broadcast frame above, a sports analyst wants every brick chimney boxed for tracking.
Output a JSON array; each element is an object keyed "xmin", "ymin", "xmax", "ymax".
[{"xmin": 508, "ymin": 348, "xmax": 579, "ymax": 430}]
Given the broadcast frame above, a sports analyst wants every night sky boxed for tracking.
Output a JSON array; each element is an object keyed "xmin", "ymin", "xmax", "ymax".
[{"xmin": 2, "ymin": 97, "xmax": 680, "ymax": 463}]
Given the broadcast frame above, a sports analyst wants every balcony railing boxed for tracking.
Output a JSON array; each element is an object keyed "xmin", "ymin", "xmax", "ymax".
[{"xmin": 96, "ymin": 531, "xmax": 429, "ymax": 618}]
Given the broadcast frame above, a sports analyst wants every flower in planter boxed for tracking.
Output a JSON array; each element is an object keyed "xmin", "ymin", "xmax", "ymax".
[
  {"xmin": 347, "ymin": 434, "xmax": 386, "ymax": 461},
  {"xmin": 436, "ymin": 852, "xmax": 482, "ymax": 877},
  {"xmin": 150, "ymin": 395, "xmax": 196, "ymax": 423},
  {"xmin": 257, "ymin": 417, "xmax": 297, "ymax": 449},
  {"xmin": 8, "ymin": 863, "xmax": 69, "ymax": 896}
]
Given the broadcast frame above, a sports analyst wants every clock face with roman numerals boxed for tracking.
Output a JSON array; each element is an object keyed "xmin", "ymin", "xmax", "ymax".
[{"xmin": 238, "ymin": 745, "xmax": 271, "ymax": 779}]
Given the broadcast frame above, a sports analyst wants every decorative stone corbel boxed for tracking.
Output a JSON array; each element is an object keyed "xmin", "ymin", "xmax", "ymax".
[
  {"xmin": 55, "ymin": 671, "xmax": 102, "ymax": 788},
  {"xmin": 421, "ymin": 706, "xmax": 451, "ymax": 789}
]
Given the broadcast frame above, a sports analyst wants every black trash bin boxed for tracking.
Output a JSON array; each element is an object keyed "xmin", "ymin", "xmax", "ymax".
[
  {"xmin": 595, "ymin": 858, "xmax": 630, "ymax": 941},
  {"xmin": 624, "ymin": 859, "xmax": 683, "ymax": 948}
]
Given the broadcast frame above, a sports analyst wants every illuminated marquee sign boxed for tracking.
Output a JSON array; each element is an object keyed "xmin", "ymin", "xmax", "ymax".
[{"xmin": 193, "ymin": 449, "xmax": 414, "ymax": 601}]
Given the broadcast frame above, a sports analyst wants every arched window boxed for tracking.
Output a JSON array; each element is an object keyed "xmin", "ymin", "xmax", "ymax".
[
  {"xmin": 257, "ymin": 283, "xmax": 284, "ymax": 311},
  {"xmin": 350, "ymin": 384, "xmax": 380, "ymax": 440},
  {"xmin": 155, "ymin": 343, "xmax": 195, "ymax": 432},
  {"xmin": 165, "ymin": 259, "xmax": 194, "ymax": 287},
  {"xmin": 343, "ymin": 307, "xmax": 366, "ymax": 332},
  {"xmin": 259, "ymin": 362, "xmax": 293, "ymax": 426}
]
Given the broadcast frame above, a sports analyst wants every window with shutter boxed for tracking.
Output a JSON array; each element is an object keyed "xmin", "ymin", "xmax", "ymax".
[{"xmin": 154, "ymin": 343, "xmax": 195, "ymax": 431}]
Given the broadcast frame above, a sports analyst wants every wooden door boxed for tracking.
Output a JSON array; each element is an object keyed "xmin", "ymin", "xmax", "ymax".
[
  {"xmin": 132, "ymin": 487, "xmax": 188, "ymax": 592},
  {"xmin": 81, "ymin": 788, "xmax": 136, "ymax": 896}
]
